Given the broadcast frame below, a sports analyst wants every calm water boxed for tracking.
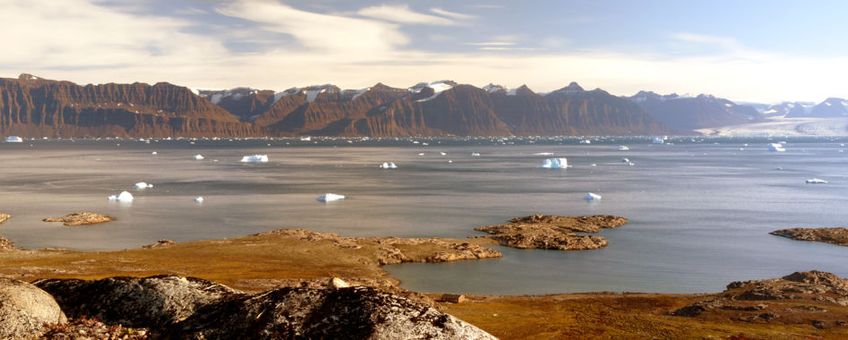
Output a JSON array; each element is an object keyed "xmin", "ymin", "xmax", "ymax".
[{"xmin": 0, "ymin": 137, "xmax": 847, "ymax": 294}]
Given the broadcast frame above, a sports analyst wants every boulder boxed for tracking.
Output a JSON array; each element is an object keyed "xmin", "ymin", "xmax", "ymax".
[
  {"xmin": 0, "ymin": 278, "xmax": 67, "ymax": 338},
  {"xmin": 35, "ymin": 275, "xmax": 241, "ymax": 329},
  {"xmin": 168, "ymin": 286, "xmax": 496, "ymax": 339}
]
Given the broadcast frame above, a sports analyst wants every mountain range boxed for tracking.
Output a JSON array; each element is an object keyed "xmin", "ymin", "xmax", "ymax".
[{"xmin": 0, "ymin": 74, "xmax": 844, "ymax": 138}]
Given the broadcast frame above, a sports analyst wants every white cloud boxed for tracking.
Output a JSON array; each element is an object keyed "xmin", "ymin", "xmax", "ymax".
[
  {"xmin": 357, "ymin": 4, "xmax": 459, "ymax": 26},
  {"xmin": 2, "ymin": 1, "xmax": 848, "ymax": 103},
  {"xmin": 430, "ymin": 7, "xmax": 475, "ymax": 21}
]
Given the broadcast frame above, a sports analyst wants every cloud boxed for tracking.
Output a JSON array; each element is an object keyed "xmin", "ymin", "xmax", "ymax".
[
  {"xmin": 430, "ymin": 7, "xmax": 475, "ymax": 21},
  {"xmin": 357, "ymin": 4, "xmax": 459, "ymax": 26},
  {"xmin": 217, "ymin": 0, "xmax": 407, "ymax": 56}
]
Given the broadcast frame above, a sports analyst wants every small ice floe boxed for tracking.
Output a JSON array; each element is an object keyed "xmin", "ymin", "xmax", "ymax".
[
  {"xmin": 317, "ymin": 193, "xmax": 346, "ymax": 202},
  {"xmin": 240, "ymin": 154, "xmax": 269, "ymax": 163},
  {"xmin": 541, "ymin": 158, "xmax": 568, "ymax": 169},
  {"xmin": 5, "ymin": 136, "xmax": 23, "ymax": 143},
  {"xmin": 579, "ymin": 139, "xmax": 592, "ymax": 144},
  {"xmin": 379, "ymin": 162, "xmax": 398, "ymax": 169},
  {"xmin": 471, "ymin": 152, "xmax": 481, "ymax": 157},
  {"xmin": 448, "ymin": 160, "xmax": 453, "ymax": 163},
  {"xmin": 621, "ymin": 158, "xmax": 630, "ymax": 163},
  {"xmin": 768, "ymin": 143, "xmax": 786, "ymax": 152},
  {"xmin": 776, "ymin": 167, "xmax": 784, "ymax": 171},
  {"xmin": 584, "ymin": 192, "xmax": 602, "ymax": 201},
  {"xmin": 108, "ymin": 191, "xmax": 134, "ymax": 202},
  {"xmin": 618, "ymin": 146, "xmax": 630, "ymax": 151},
  {"xmin": 806, "ymin": 178, "xmax": 828, "ymax": 184},
  {"xmin": 591, "ymin": 163, "xmax": 597, "ymax": 167},
  {"xmin": 652, "ymin": 136, "xmax": 666, "ymax": 144},
  {"xmin": 193, "ymin": 196, "xmax": 205, "ymax": 203},
  {"xmin": 151, "ymin": 151, "xmax": 158, "ymax": 155},
  {"xmin": 193, "ymin": 154, "xmax": 205, "ymax": 160},
  {"xmin": 440, "ymin": 152, "xmax": 447, "ymax": 156},
  {"xmin": 134, "ymin": 182, "xmax": 153, "ymax": 190},
  {"xmin": 533, "ymin": 152, "xmax": 554, "ymax": 156}
]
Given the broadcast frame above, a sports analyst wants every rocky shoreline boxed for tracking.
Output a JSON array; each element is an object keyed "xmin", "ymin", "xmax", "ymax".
[
  {"xmin": 771, "ymin": 227, "xmax": 848, "ymax": 246},
  {"xmin": 474, "ymin": 214, "xmax": 628, "ymax": 251}
]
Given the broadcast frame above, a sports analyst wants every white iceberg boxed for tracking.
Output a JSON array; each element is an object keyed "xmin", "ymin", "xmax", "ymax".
[
  {"xmin": 652, "ymin": 137, "xmax": 666, "ymax": 144},
  {"xmin": 418, "ymin": 153, "xmax": 425, "ymax": 156},
  {"xmin": 584, "ymin": 192, "xmax": 602, "ymax": 201},
  {"xmin": 4, "ymin": 136, "xmax": 23, "ymax": 143},
  {"xmin": 193, "ymin": 154, "xmax": 205, "ymax": 160},
  {"xmin": 317, "ymin": 193, "xmax": 346, "ymax": 202},
  {"xmin": 240, "ymin": 154, "xmax": 269, "ymax": 163},
  {"xmin": 379, "ymin": 162, "xmax": 398, "ymax": 169},
  {"xmin": 533, "ymin": 152, "xmax": 554, "ymax": 156},
  {"xmin": 194, "ymin": 196, "xmax": 205, "ymax": 203},
  {"xmin": 440, "ymin": 152, "xmax": 447, "ymax": 156},
  {"xmin": 541, "ymin": 158, "xmax": 568, "ymax": 169},
  {"xmin": 768, "ymin": 143, "xmax": 786, "ymax": 152},
  {"xmin": 471, "ymin": 152, "xmax": 481, "ymax": 157},
  {"xmin": 618, "ymin": 146, "xmax": 630, "ymax": 151},
  {"xmin": 621, "ymin": 158, "xmax": 630, "ymax": 163},
  {"xmin": 806, "ymin": 178, "xmax": 828, "ymax": 184},
  {"xmin": 108, "ymin": 191, "xmax": 134, "ymax": 202},
  {"xmin": 134, "ymin": 182, "xmax": 153, "ymax": 190},
  {"xmin": 151, "ymin": 151, "xmax": 158, "ymax": 155}
]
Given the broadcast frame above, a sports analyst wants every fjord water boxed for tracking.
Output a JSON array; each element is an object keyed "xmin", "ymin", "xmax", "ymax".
[{"xmin": 0, "ymin": 138, "xmax": 846, "ymax": 294}]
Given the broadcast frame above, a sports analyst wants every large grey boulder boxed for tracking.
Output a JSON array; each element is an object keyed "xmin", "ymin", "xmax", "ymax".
[
  {"xmin": 34, "ymin": 275, "xmax": 241, "ymax": 329},
  {"xmin": 169, "ymin": 285, "xmax": 497, "ymax": 339},
  {"xmin": 0, "ymin": 278, "xmax": 67, "ymax": 338}
]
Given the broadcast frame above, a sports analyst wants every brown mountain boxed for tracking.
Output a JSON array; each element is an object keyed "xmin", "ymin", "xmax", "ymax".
[
  {"xmin": 1, "ymin": 74, "xmax": 673, "ymax": 137},
  {"xmin": 0, "ymin": 74, "xmax": 255, "ymax": 138}
]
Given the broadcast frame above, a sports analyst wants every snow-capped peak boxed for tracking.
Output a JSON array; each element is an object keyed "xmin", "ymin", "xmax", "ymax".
[
  {"xmin": 482, "ymin": 83, "xmax": 507, "ymax": 93},
  {"xmin": 410, "ymin": 80, "xmax": 457, "ymax": 102},
  {"xmin": 199, "ymin": 87, "xmax": 260, "ymax": 104},
  {"xmin": 273, "ymin": 84, "xmax": 340, "ymax": 103}
]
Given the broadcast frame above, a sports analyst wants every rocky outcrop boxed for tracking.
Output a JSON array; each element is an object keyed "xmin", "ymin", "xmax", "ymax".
[
  {"xmin": 673, "ymin": 271, "xmax": 848, "ymax": 328},
  {"xmin": 42, "ymin": 211, "xmax": 114, "ymax": 226},
  {"xmin": 0, "ymin": 278, "xmax": 67, "ymax": 338},
  {"xmin": 474, "ymin": 214, "xmax": 628, "ymax": 251},
  {"xmin": 41, "ymin": 317, "xmax": 148, "ymax": 339},
  {"xmin": 770, "ymin": 227, "xmax": 848, "ymax": 246},
  {"xmin": 36, "ymin": 275, "xmax": 496, "ymax": 339},
  {"xmin": 142, "ymin": 239, "xmax": 177, "ymax": 249},
  {"xmin": 0, "ymin": 236, "xmax": 16, "ymax": 251},
  {"xmin": 0, "ymin": 212, "xmax": 9, "ymax": 224},
  {"xmin": 255, "ymin": 228, "xmax": 501, "ymax": 265},
  {"xmin": 35, "ymin": 275, "xmax": 241, "ymax": 329}
]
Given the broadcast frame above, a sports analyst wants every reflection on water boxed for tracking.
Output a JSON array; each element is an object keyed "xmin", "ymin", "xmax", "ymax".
[{"xmin": 0, "ymin": 138, "xmax": 847, "ymax": 294}]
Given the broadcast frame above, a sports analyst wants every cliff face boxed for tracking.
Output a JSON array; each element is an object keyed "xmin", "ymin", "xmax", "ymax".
[
  {"xmin": 0, "ymin": 74, "xmax": 673, "ymax": 137},
  {"xmin": 0, "ymin": 74, "xmax": 256, "ymax": 138}
]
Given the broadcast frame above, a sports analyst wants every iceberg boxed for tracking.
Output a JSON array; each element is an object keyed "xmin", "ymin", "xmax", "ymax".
[
  {"xmin": 5, "ymin": 136, "xmax": 23, "ymax": 143},
  {"xmin": 533, "ymin": 152, "xmax": 554, "ymax": 156},
  {"xmin": 806, "ymin": 178, "xmax": 828, "ymax": 184},
  {"xmin": 240, "ymin": 154, "xmax": 269, "ymax": 163},
  {"xmin": 471, "ymin": 152, "xmax": 481, "ymax": 157},
  {"xmin": 541, "ymin": 158, "xmax": 568, "ymax": 169},
  {"xmin": 134, "ymin": 182, "xmax": 153, "ymax": 190},
  {"xmin": 379, "ymin": 162, "xmax": 398, "ymax": 169},
  {"xmin": 584, "ymin": 192, "xmax": 602, "ymax": 201},
  {"xmin": 652, "ymin": 136, "xmax": 666, "ymax": 144},
  {"xmin": 768, "ymin": 143, "xmax": 786, "ymax": 152},
  {"xmin": 621, "ymin": 158, "xmax": 630, "ymax": 163},
  {"xmin": 193, "ymin": 154, "xmax": 205, "ymax": 160},
  {"xmin": 151, "ymin": 151, "xmax": 158, "ymax": 155},
  {"xmin": 108, "ymin": 191, "xmax": 134, "ymax": 202},
  {"xmin": 317, "ymin": 193, "xmax": 346, "ymax": 202},
  {"xmin": 418, "ymin": 153, "xmax": 425, "ymax": 156},
  {"xmin": 440, "ymin": 152, "xmax": 447, "ymax": 156},
  {"xmin": 618, "ymin": 146, "xmax": 630, "ymax": 151},
  {"xmin": 194, "ymin": 196, "xmax": 205, "ymax": 203}
]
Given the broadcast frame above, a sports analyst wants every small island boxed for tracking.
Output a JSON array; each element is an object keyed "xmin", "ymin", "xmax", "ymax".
[
  {"xmin": 770, "ymin": 227, "xmax": 848, "ymax": 247},
  {"xmin": 43, "ymin": 212, "xmax": 114, "ymax": 227},
  {"xmin": 474, "ymin": 214, "xmax": 628, "ymax": 251}
]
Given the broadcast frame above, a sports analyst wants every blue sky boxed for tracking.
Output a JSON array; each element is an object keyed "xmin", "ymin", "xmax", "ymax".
[{"xmin": 3, "ymin": 0, "xmax": 847, "ymax": 102}]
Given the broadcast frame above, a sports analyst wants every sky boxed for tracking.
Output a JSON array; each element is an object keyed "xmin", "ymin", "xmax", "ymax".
[{"xmin": 2, "ymin": 0, "xmax": 848, "ymax": 103}]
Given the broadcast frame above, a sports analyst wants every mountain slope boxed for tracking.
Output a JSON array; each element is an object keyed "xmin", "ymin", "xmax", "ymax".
[
  {"xmin": 0, "ymin": 74, "xmax": 255, "ymax": 138},
  {"xmin": 630, "ymin": 91, "xmax": 761, "ymax": 131}
]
